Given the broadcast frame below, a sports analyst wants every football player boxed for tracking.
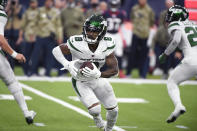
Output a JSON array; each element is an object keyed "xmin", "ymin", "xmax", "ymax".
[
  {"xmin": 102, "ymin": 0, "xmax": 126, "ymax": 78},
  {"xmin": 53, "ymin": 14, "xmax": 118, "ymax": 131},
  {"xmin": 159, "ymin": 5, "xmax": 197, "ymax": 123},
  {"xmin": 0, "ymin": 0, "xmax": 36, "ymax": 124}
]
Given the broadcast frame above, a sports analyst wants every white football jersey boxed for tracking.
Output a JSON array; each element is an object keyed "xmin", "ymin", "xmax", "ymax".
[
  {"xmin": 0, "ymin": 10, "xmax": 7, "ymax": 36},
  {"xmin": 168, "ymin": 20, "xmax": 197, "ymax": 64},
  {"xmin": 66, "ymin": 34, "xmax": 116, "ymax": 70},
  {"xmin": 0, "ymin": 10, "xmax": 7, "ymax": 51}
]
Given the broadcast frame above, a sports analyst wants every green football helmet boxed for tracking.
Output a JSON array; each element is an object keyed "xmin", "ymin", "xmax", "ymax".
[
  {"xmin": 83, "ymin": 14, "xmax": 107, "ymax": 44},
  {"xmin": 165, "ymin": 5, "xmax": 189, "ymax": 23}
]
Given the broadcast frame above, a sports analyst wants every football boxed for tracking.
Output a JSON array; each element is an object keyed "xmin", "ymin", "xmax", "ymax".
[{"xmin": 80, "ymin": 61, "xmax": 94, "ymax": 70}]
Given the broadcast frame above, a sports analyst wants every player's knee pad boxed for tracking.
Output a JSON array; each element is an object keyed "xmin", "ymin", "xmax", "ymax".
[
  {"xmin": 88, "ymin": 104, "xmax": 101, "ymax": 117},
  {"xmin": 107, "ymin": 106, "xmax": 118, "ymax": 120},
  {"xmin": 7, "ymin": 81, "xmax": 22, "ymax": 94}
]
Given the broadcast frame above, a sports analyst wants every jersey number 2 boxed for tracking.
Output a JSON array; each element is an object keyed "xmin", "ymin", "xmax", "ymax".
[{"xmin": 185, "ymin": 27, "xmax": 197, "ymax": 47}]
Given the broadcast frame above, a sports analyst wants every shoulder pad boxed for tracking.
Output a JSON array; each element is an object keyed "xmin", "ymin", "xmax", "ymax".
[
  {"xmin": 102, "ymin": 37, "xmax": 116, "ymax": 53},
  {"xmin": 67, "ymin": 35, "xmax": 83, "ymax": 53},
  {"xmin": 168, "ymin": 22, "xmax": 181, "ymax": 34}
]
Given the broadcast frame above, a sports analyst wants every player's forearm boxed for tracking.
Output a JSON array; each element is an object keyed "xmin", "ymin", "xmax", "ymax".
[
  {"xmin": 101, "ymin": 67, "xmax": 119, "ymax": 78},
  {"xmin": 0, "ymin": 35, "xmax": 17, "ymax": 57},
  {"xmin": 164, "ymin": 30, "xmax": 182, "ymax": 55},
  {"xmin": 52, "ymin": 46, "xmax": 70, "ymax": 68},
  {"xmin": 18, "ymin": 30, "xmax": 23, "ymax": 38}
]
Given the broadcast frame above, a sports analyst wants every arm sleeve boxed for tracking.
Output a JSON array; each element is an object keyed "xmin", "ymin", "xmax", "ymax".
[
  {"xmin": 130, "ymin": 7, "xmax": 135, "ymax": 22},
  {"xmin": 149, "ymin": 9, "xmax": 155, "ymax": 27},
  {"xmin": 55, "ymin": 14, "xmax": 63, "ymax": 41},
  {"xmin": 52, "ymin": 46, "xmax": 70, "ymax": 69},
  {"xmin": 20, "ymin": 12, "xmax": 27, "ymax": 31},
  {"xmin": 164, "ymin": 30, "xmax": 182, "ymax": 55}
]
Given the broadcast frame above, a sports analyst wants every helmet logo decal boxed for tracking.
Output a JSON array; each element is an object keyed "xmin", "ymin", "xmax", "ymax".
[{"xmin": 90, "ymin": 21, "xmax": 101, "ymax": 27}]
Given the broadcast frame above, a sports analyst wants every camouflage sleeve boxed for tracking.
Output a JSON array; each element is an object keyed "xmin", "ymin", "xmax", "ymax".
[
  {"xmin": 130, "ymin": 7, "xmax": 135, "ymax": 22},
  {"xmin": 34, "ymin": 8, "xmax": 40, "ymax": 36},
  {"xmin": 54, "ymin": 13, "xmax": 63, "ymax": 41},
  {"xmin": 149, "ymin": 8, "xmax": 155, "ymax": 27},
  {"xmin": 20, "ymin": 12, "xmax": 27, "ymax": 31},
  {"xmin": 159, "ymin": 11, "xmax": 166, "ymax": 26},
  {"xmin": 73, "ymin": 9, "xmax": 85, "ymax": 28}
]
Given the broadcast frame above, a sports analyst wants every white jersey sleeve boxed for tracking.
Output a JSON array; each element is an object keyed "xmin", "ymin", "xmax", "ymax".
[
  {"xmin": 0, "ymin": 11, "xmax": 7, "ymax": 36},
  {"xmin": 164, "ymin": 29, "xmax": 182, "ymax": 55},
  {"xmin": 164, "ymin": 21, "xmax": 182, "ymax": 55}
]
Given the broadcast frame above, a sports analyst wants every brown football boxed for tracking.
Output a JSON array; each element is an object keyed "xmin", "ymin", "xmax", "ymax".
[{"xmin": 80, "ymin": 61, "xmax": 94, "ymax": 70}]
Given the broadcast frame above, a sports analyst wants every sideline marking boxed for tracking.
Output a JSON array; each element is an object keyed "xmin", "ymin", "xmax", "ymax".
[
  {"xmin": 16, "ymin": 76, "xmax": 197, "ymax": 85},
  {"xmin": 176, "ymin": 125, "xmax": 189, "ymax": 129},
  {"xmin": 19, "ymin": 82, "xmax": 125, "ymax": 131},
  {"xmin": 0, "ymin": 94, "xmax": 32, "ymax": 100},
  {"xmin": 68, "ymin": 96, "xmax": 149, "ymax": 103}
]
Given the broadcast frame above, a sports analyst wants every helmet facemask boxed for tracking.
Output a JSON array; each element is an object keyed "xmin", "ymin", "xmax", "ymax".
[{"xmin": 83, "ymin": 15, "xmax": 107, "ymax": 44}]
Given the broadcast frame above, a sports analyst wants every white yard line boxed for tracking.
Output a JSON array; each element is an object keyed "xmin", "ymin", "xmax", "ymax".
[
  {"xmin": 68, "ymin": 96, "xmax": 149, "ymax": 103},
  {"xmin": 16, "ymin": 76, "xmax": 197, "ymax": 85},
  {"xmin": 0, "ymin": 94, "xmax": 32, "ymax": 100},
  {"xmin": 176, "ymin": 125, "xmax": 189, "ymax": 129},
  {"xmin": 19, "ymin": 82, "xmax": 125, "ymax": 131}
]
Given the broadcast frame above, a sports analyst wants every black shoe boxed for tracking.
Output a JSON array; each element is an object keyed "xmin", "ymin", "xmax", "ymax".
[{"xmin": 25, "ymin": 110, "xmax": 36, "ymax": 125}]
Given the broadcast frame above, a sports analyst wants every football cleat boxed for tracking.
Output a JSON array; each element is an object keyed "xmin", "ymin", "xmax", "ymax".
[
  {"xmin": 25, "ymin": 110, "xmax": 36, "ymax": 125},
  {"xmin": 166, "ymin": 105, "xmax": 186, "ymax": 123},
  {"xmin": 93, "ymin": 117, "xmax": 105, "ymax": 129}
]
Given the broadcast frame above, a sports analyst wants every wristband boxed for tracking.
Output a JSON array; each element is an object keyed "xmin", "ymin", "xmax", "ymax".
[{"xmin": 11, "ymin": 51, "xmax": 18, "ymax": 58}]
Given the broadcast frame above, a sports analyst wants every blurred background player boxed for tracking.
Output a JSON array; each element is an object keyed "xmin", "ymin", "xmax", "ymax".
[
  {"xmin": 159, "ymin": 5, "xmax": 197, "ymax": 123},
  {"xmin": 150, "ymin": 0, "xmax": 182, "ymax": 79},
  {"xmin": 5, "ymin": 0, "xmax": 25, "ymax": 69},
  {"xmin": 16, "ymin": 0, "xmax": 38, "ymax": 76},
  {"xmin": 29, "ymin": 0, "xmax": 63, "ymax": 76},
  {"xmin": 59, "ymin": 0, "xmax": 84, "ymax": 76},
  {"xmin": 126, "ymin": 0, "xmax": 155, "ymax": 78},
  {"xmin": 0, "ymin": 0, "xmax": 36, "ymax": 124},
  {"xmin": 53, "ymin": 14, "xmax": 118, "ymax": 131},
  {"xmin": 99, "ymin": 1, "xmax": 107, "ymax": 14},
  {"xmin": 85, "ymin": 0, "xmax": 100, "ymax": 18},
  {"xmin": 103, "ymin": 0, "xmax": 127, "ymax": 78}
]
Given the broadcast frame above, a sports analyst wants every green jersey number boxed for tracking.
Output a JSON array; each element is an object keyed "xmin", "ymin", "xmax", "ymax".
[{"xmin": 185, "ymin": 26, "xmax": 197, "ymax": 47}]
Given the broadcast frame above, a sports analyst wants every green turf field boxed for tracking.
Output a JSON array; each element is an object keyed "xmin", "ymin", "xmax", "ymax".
[{"xmin": 0, "ymin": 79, "xmax": 197, "ymax": 131}]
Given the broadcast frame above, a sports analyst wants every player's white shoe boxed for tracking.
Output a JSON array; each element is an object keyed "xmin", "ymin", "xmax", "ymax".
[
  {"xmin": 25, "ymin": 110, "xmax": 36, "ymax": 125},
  {"xmin": 167, "ymin": 105, "xmax": 186, "ymax": 123},
  {"xmin": 93, "ymin": 117, "xmax": 105, "ymax": 129}
]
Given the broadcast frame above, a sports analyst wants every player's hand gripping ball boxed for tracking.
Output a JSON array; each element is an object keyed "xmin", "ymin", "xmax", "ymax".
[{"xmin": 80, "ymin": 61, "xmax": 94, "ymax": 75}]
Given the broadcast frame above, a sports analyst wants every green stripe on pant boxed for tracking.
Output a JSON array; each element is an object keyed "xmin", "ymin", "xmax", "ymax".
[{"xmin": 72, "ymin": 78, "xmax": 81, "ymax": 97}]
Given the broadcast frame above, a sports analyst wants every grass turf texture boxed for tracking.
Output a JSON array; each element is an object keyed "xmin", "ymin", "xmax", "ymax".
[{"xmin": 0, "ymin": 80, "xmax": 197, "ymax": 131}]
